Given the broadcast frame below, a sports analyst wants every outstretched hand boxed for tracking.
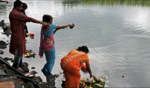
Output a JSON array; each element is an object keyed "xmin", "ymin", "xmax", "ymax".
[{"xmin": 69, "ymin": 23, "xmax": 75, "ymax": 29}]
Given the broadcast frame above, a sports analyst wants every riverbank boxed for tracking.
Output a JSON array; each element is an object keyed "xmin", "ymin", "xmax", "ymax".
[
  {"xmin": 0, "ymin": 40, "xmax": 59, "ymax": 88},
  {"xmin": 0, "ymin": 34, "xmax": 106, "ymax": 88},
  {"xmin": 0, "ymin": 40, "xmax": 106, "ymax": 88},
  {"xmin": 0, "ymin": 56, "xmax": 60, "ymax": 88}
]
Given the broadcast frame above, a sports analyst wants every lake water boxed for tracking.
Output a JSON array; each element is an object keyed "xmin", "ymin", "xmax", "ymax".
[{"xmin": 1, "ymin": 0, "xmax": 150, "ymax": 87}]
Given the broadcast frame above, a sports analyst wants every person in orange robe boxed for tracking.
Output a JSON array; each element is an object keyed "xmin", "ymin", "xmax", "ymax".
[{"xmin": 60, "ymin": 46, "xmax": 96, "ymax": 88}]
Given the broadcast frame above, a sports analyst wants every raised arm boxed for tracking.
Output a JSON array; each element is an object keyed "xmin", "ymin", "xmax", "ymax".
[
  {"xmin": 30, "ymin": 17, "xmax": 49, "ymax": 27},
  {"xmin": 53, "ymin": 23, "xmax": 75, "ymax": 34}
]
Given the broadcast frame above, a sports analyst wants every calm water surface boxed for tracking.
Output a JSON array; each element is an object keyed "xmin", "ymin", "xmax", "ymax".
[{"xmin": 1, "ymin": 0, "xmax": 150, "ymax": 87}]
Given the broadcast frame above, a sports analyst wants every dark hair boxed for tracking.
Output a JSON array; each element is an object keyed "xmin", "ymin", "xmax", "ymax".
[
  {"xmin": 42, "ymin": 15, "xmax": 53, "ymax": 23},
  {"xmin": 77, "ymin": 46, "xmax": 89, "ymax": 53},
  {"xmin": 14, "ymin": 0, "xmax": 22, "ymax": 8},
  {"xmin": 23, "ymin": 3, "xmax": 27, "ymax": 9}
]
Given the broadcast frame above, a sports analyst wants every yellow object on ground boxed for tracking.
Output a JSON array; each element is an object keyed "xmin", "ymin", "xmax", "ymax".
[
  {"xmin": 24, "ymin": 49, "xmax": 35, "ymax": 58},
  {"xmin": 80, "ymin": 76, "xmax": 108, "ymax": 88}
]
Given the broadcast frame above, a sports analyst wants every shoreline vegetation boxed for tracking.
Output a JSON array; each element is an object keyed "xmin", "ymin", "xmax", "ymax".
[
  {"xmin": 0, "ymin": 0, "xmax": 150, "ymax": 15},
  {"xmin": 63, "ymin": 0, "xmax": 150, "ymax": 7},
  {"xmin": 0, "ymin": 0, "xmax": 150, "ymax": 7}
]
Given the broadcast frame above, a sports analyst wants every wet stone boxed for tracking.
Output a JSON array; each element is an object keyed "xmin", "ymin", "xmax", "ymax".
[
  {"xmin": 25, "ymin": 71, "xmax": 37, "ymax": 77},
  {"xmin": 24, "ymin": 82, "xmax": 35, "ymax": 88},
  {"xmin": 0, "ymin": 76, "xmax": 17, "ymax": 82},
  {"xmin": 3, "ymin": 57, "xmax": 13, "ymax": 62},
  {"xmin": 0, "ymin": 70, "xmax": 6, "ymax": 75},
  {"xmin": 0, "ymin": 56, "xmax": 59, "ymax": 88},
  {"xmin": 0, "ymin": 64, "xmax": 8, "ymax": 70},
  {"xmin": 1, "ymin": 59, "xmax": 10, "ymax": 65},
  {"xmin": 0, "ymin": 50, "xmax": 4, "ymax": 54},
  {"xmin": 5, "ymin": 69, "xmax": 16, "ymax": 75},
  {"xmin": 20, "ymin": 63, "xmax": 29, "ymax": 73},
  {"xmin": 30, "ymin": 76, "xmax": 42, "ymax": 83},
  {"xmin": 0, "ymin": 40, "xmax": 7, "ymax": 49},
  {"xmin": 31, "ymin": 67, "xmax": 35, "ymax": 69},
  {"xmin": 39, "ymin": 82, "xmax": 56, "ymax": 88}
]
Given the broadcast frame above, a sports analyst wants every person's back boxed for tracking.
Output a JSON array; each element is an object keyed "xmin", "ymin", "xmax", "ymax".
[
  {"xmin": 60, "ymin": 46, "xmax": 93, "ymax": 88},
  {"xmin": 61, "ymin": 49, "xmax": 88, "ymax": 69}
]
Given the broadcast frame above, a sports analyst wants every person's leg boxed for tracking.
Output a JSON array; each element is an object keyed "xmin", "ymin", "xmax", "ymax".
[
  {"xmin": 45, "ymin": 51, "xmax": 55, "ymax": 74},
  {"xmin": 19, "ymin": 57, "xmax": 24, "ymax": 67},
  {"xmin": 42, "ymin": 55, "xmax": 55, "ymax": 84},
  {"xmin": 12, "ymin": 48, "xmax": 23, "ymax": 69},
  {"xmin": 42, "ymin": 47, "xmax": 56, "ymax": 83},
  {"xmin": 42, "ymin": 47, "xmax": 55, "ymax": 74}
]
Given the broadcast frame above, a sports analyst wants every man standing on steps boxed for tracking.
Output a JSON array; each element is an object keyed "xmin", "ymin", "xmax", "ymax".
[{"xmin": 9, "ymin": 0, "xmax": 48, "ymax": 71}]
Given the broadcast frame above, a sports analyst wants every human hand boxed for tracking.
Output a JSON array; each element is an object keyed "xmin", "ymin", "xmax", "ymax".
[
  {"xmin": 69, "ymin": 23, "xmax": 75, "ymax": 29},
  {"xmin": 91, "ymin": 75, "xmax": 98, "ymax": 81},
  {"xmin": 42, "ymin": 22, "xmax": 49, "ymax": 27},
  {"xmin": 92, "ymin": 75, "xmax": 97, "ymax": 80}
]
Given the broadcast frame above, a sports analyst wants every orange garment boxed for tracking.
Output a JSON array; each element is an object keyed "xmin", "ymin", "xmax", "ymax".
[{"xmin": 60, "ymin": 50, "xmax": 89, "ymax": 88}]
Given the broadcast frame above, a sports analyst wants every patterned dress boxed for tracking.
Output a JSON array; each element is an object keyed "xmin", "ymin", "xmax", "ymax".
[{"xmin": 39, "ymin": 24, "xmax": 56, "ymax": 74}]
